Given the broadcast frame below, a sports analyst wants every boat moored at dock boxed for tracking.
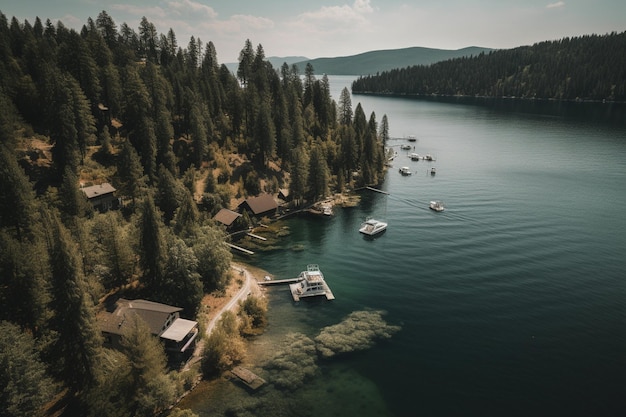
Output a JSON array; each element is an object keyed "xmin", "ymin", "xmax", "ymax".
[
  {"xmin": 399, "ymin": 166, "xmax": 412, "ymax": 175},
  {"xmin": 289, "ymin": 264, "xmax": 335, "ymax": 301}
]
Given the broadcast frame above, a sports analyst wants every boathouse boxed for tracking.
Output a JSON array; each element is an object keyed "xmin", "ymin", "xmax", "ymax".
[
  {"xmin": 81, "ymin": 182, "xmax": 118, "ymax": 212},
  {"xmin": 237, "ymin": 193, "xmax": 278, "ymax": 218},
  {"xmin": 99, "ymin": 299, "xmax": 198, "ymax": 363}
]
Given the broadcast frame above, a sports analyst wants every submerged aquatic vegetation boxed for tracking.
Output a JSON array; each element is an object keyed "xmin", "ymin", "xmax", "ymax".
[
  {"xmin": 314, "ymin": 310, "xmax": 401, "ymax": 358},
  {"xmin": 264, "ymin": 310, "xmax": 401, "ymax": 390}
]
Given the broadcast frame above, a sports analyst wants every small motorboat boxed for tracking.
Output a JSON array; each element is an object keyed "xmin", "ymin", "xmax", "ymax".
[
  {"xmin": 430, "ymin": 167, "xmax": 436, "ymax": 175},
  {"xmin": 400, "ymin": 144, "xmax": 412, "ymax": 150},
  {"xmin": 399, "ymin": 166, "xmax": 412, "ymax": 175},
  {"xmin": 409, "ymin": 153, "xmax": 421, "ymax": 161},
  {"xmin": 359, "ymin": 218, "xmax": 388, "ymax": 236},
  {"xmin": 429, "ymin": 201, "xmax": 445, "ymax": 212}
]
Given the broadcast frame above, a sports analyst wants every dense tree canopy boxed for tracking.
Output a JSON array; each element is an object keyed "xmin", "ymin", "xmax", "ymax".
[
  {"xmin": 0, "ymin": 8, "xmax": 387, "ymax": 415},
  {"xmin": 352, "ymin": 32, "xmax": 626, "ymax": 102}
]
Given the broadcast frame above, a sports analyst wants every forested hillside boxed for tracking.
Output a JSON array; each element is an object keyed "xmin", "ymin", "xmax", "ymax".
[
  {"xmin": 293, "ymin": 46, "xmax": 493, "ymax": 76},
  {"xmin": 0, "ymin": 9, "xmax": 388, "ymax": 416},
  {"xmin": 352, "ymin": 32, "xmax": 626, "ymax": 102}
]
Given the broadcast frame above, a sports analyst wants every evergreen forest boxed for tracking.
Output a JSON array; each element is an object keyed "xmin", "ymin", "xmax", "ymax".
[
  {"xmin": 0, "ymin": 9, "xmax": 388, "ymax": 417},
  {"xmin": 352, "ymin": 31, "xmax": 626, "ymax": 102}
]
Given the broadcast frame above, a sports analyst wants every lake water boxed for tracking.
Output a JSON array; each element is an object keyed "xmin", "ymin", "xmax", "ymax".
[{"xmin": 181, "ymin": 76, "xmax": 626, "ymax": 417}]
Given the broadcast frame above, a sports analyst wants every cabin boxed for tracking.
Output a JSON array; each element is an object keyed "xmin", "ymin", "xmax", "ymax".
[
  {"xmin": 81, "ymin": 183, "xmax": 118, "ymax": 212},
  {"xmin": 237, "ymin": 193, "xmax": 278, "ymax": 218},
  {"xmin": 213, "ymin": 208, "xmax": 242, "ymax": 229},
  {"xmin": 278, "ymin": 188, "xmax": 291, "ymax": 202},
  {"xmin": 99, "ymin": 298, "xmax": 199, "ymax": 364}
]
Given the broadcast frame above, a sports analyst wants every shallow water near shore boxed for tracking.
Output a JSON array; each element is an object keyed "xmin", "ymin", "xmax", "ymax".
[{"xmin": 182, "ymin": 76, "xmax": 626, "ymax": 417}]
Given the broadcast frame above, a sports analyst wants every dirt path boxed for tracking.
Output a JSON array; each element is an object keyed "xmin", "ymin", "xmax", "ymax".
[{"xmin": 184, "ymin": 263, "xmax": 266, "ymax": 370}]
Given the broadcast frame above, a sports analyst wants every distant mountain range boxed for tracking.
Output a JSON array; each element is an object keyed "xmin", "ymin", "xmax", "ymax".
[{"xmin": 224, "ymin": 46, "xmax": 493, "ymax": 76}]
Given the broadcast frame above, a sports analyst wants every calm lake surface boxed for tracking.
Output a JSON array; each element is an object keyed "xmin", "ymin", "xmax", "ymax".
[{"xmin": 181, "ymin": 76, "xmax": 626, "ymax": 417}]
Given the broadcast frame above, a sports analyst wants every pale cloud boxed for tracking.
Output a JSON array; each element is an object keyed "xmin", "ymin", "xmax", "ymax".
[
  {"xmin": 546, "ymin": 1, "xmax": 566, "ymax": 8},
  {"xmin": 166, "ymin": 0, "xmax": 218, "ymax": 19},
  {"xmin": 295, "ymin": 0, "xmax": 374, "ymax": 30},
  {"xmin": 110, "ymin": 4, "xmax": 167, "ymax": 19},
  {"xmin": 230, "ymin": 14, "xmax": 275, "ymax": 31}
]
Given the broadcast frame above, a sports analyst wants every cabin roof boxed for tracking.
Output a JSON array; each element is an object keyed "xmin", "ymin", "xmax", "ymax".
[
  {"xmin": 99, "ymin": 298, "xmax": 182, "ymax": 336},
  {"xmin": 239, "ymin": 193, "xmax": 278, "ymax": 215},
  {"xmin": 213, "ymin": 208, "xmax": 242, "ymax": 226},
  {"xmin": 81, "ymin": 183, "xmax": 116, "ymax": 199}
]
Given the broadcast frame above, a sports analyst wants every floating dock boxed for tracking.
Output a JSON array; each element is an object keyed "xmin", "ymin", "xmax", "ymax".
[
  {"xmin": 231, "ymin": 366, "xmax": 266, "ymax": 390},
  {"xmin": 225, "ymin": 243, "xmax": 254, "ymax": 255},
  {"xmin": 246, "ymin": 232, "xmax": 267, "ymax": 241}
]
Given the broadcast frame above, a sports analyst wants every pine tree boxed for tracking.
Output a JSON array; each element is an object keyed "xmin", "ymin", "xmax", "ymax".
[
  {"xmin": 119, "ymin": 314, "xmax": 175, "ymax": 417},
  {"xmin": 0, "ymin": 144, "xmax": 37, "ymax": 241},
  {"xmin": 0, "ymin": 321, "xmax": 55, "ymax": 417},
  {"xmin": 117, "ymin": 140, "xmax": 147, "ymax": 208},
  {"xmin": 192, "ymin": 224, "xmax": 232, "ymax": 292},
  {"xmin": 162, "ymin": 238, "xmax": 203, "ymax": 316},
  {"xmin": 45, "ymin": 210, "xmax": 103, "ymax": 392},
  {"xmin": 137, "ymin": 194, "xmax": 167, "ymax": 290},
  {"xmin": 308, "ymin": 142, "xmax": 330, "ymax": 201},
  {"xmin": 254, "ymin": 100, "xmax": 275, "ymax": 168}
]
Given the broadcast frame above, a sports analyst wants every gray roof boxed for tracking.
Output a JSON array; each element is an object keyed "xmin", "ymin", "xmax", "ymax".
[
  {"xmin": 100, "ymin": 298, "xmax": 182, "ymax": 336},
  {"xmin": 160, "ymin": 318, "xmax": 198, "ymax": 342},
  {"xmin": 82, "ymin": 183, "xmax": 116, "ymax": 199}
]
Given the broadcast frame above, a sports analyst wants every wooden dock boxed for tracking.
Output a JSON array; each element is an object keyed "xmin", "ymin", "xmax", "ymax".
[
  {"xmin": 246, "ymin": 232, "xmax": 266, "ymax": 241},
  {"xmin": 365, "ymin": 186, "xmax": 390, "ymax": 195},
  {"xmin": 258, "ymin": 277, "xmax": 303, "ymax": 286},
  {"xmin": 226, "ymin": 243, "xmax": 254, "ymax": 255},
  {"xmin": 231, "ymin": 366, "xmax": 266, "ymax": 390}
]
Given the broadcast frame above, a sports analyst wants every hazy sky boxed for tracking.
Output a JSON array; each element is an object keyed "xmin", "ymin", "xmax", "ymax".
[{"xmin": 2, "ymin": 0, "xmax": 624, "ymax": 62}]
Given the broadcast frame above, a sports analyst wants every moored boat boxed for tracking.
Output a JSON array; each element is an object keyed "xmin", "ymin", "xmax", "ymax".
[
  {"xmin": 399, "ymin": 166, "xmax": 412, "ymax": 175},
  {"xmin": 409, "ymin": 153, "xmax": 420, "ymax": 161},
  {"xmin": 289, "ymin": 264, "xmax": 335, "ymax": 301}
]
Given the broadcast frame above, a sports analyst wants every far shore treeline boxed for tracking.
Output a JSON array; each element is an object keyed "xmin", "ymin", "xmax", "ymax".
[
  {"xmin": 0, "ymin": 9, "xmax": 388, "ymax": 417},
  {"xmin": 352, "ymin": 31, "xmax": 626, "ymax": 102}
]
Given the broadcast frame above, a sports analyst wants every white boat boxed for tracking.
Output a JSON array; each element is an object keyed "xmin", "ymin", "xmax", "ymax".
[
  {"xmin": 406, "ymin": 135, "xmax": 417, "ymax": 142},
  {"xmin": 429, "ymin": 201, "xmax": 445, "ymax": 212},
  {"xmin": 425, "ymin": 154, "xmax": 434, "ymax": 161},
  {"xmin": 400, "ymin": 144, "xmax": 412, "ymax": 150},
  {"xmin": 409, "ymin": 153, "xmax": 421, "ymax": 161},
  {"xmin": 322, "ymin": 205, "xmax": 333, "ymax": 216},
  {"xmin": 430, "ymin": 167, "xmax": 436, "ymax": 175},
  {"xmin": 399, "ymin": 166, "xmax": 412, "ymax": 175},
  {"xmin": 359, "ymin": 218, "xmax": 388, "ymax": 236},
  {"xmin": 289, "ymin": 264, "xmax": 335, "ymax": 301}
]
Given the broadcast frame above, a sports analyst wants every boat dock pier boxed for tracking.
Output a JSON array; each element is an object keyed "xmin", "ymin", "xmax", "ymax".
[
  {"xmin": 257, "ymin": 277, "xmax": 303, "ymax": 286},
  {"xmin": 225, "ymin": 243, "xmax": 254, "ymax": 255},
  {"xmin": 230, "ymin": 366, "xmax": 266, "ymax": 390}
]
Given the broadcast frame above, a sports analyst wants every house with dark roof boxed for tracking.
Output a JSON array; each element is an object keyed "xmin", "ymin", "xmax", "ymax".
[
  {"xmin": 237, "ymin": 193, "xmax": 278, "ymax": 218},
  {"xmin": 81, "ymin": 183, "xmax": 118, "ymax": 212},
  {"xmin": 99, "ymin": 299, "xmax": 198, "ymax": 363},
  {"xmin": 213, "ymin": 208, "xmax": 242, "ymax": 229}
]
